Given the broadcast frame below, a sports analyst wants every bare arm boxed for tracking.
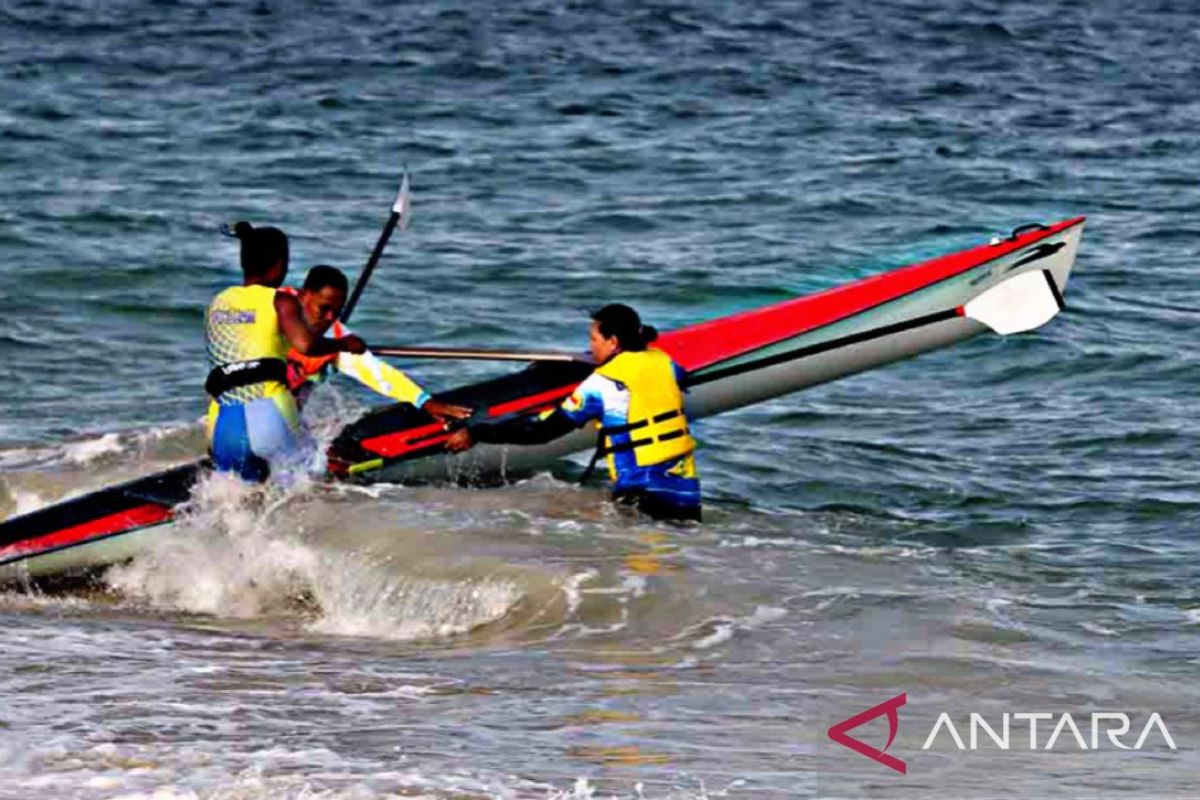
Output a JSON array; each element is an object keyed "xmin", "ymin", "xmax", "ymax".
[{"xmin": 275, "ymin": 292, "xmax": 365, "ymax": 356}]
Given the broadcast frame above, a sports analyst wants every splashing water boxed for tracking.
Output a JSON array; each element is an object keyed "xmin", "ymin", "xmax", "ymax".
[
  {"xmin": 103, "ymin": 470, "xmax": 527, "ymax": 641},
  {"xmin": 103, "ymin": 472, "xmax": 316, "ymax": 618}
]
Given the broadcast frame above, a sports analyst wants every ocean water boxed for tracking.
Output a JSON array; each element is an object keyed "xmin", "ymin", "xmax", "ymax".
[{"xmin": 1, "ymin": 0, "xmax": 1199, "ymax": 797}]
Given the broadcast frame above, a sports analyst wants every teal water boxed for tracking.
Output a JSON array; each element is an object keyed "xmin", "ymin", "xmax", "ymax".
[{"xmin": 1, "ymin": 1, "xmax": 1198, "ymax": 798}]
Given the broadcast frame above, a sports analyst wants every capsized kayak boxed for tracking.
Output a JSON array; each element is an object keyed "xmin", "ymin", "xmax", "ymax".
[
  {"xmin": 329, "ymin": 217, "xmax": 1085, "ymax": 484},
  {"xmin": 0, "ymin": 217, "xmax": 1085, "ymax": 582}
]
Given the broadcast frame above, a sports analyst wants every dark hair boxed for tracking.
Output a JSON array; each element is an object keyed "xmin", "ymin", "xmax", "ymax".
[
  {"xmin": 302, "ymin": 264, "xmax": 349, "ymax": 295},
  {"xmin": 230, "ymin": 221, "xmax": 289, "ymax": 278},
  {"xmin": 590, "ymin": 303, "xmax": 657, "ymax": 352}
]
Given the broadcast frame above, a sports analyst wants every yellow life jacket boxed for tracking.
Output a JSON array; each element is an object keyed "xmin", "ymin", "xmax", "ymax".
[
  {"xmin": 204, "ymin": 284, "xmax": 290, "ymax": 403},
  {"xmin": 594, "ymin": 349, "xmax": 694, "ymax": 469}
]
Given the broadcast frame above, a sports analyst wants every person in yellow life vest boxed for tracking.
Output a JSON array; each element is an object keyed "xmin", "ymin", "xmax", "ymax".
[
  {"xmin": 205, "ymin": 222, "xmax": 366, "ymax": 483},
  {"xmin": 280, "ymin": 265, "xmax": 471, "ymax": 422},
  {"xmin": 446, "ymin": 304, "xmax": 700, "ymax": 522}
]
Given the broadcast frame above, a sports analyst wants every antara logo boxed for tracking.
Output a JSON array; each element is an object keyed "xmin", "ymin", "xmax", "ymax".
[
  {"xmin": 922, "ymin": 711, "xmax": 1176, "ymax": 752},
  {"xmin": 829, "ymin": 695, "xmax": 1177, "ymax": 775},
  {"xmin": 827, "ymin": 693, "xmax": 908, "ymax": 774}
]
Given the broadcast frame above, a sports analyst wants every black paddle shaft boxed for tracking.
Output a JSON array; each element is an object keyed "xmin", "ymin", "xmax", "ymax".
[{"xmin": 341, "ymin": 207, "xmax": 401, "ymax": 324}]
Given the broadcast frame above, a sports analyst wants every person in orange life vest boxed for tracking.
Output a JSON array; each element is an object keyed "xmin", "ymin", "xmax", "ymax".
[
  {"xmin": 281, "ymin": 265, "xmax": 471, "ymax": 422},
  {"xmin": 445, "ymin": 304, "xmax": 700, "ymax": 522},
  {"xmin": 205, "ymin": 223, "xmax": 367, "ymax": 483}
]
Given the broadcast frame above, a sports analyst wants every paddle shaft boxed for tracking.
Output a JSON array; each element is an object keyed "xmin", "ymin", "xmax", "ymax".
[
  {"xmin": 342, "ymin": 173, "xmax": 409, "ymax": 323},
  {"xmin": 376, "ymin": 270, "xmax": 1059, "ymax": 373},
  {"xmin": 372, "ymin": 345, "xmax": 587, "ymax": 363}
]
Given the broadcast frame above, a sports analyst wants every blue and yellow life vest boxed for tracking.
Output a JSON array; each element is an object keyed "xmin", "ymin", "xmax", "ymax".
[{"xmin": 593, "ymin": 349, "xmax": 695, "ymax": 470}]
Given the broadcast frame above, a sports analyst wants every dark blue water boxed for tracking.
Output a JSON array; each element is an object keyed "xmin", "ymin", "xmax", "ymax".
[{"xmin": 1, "ymin": 1, "xmax": 1198, "ymax": 798}]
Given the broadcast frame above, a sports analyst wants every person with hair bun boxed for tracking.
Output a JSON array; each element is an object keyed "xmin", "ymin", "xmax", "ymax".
[
  {"xmin": 204, "ymin": 222, "xmax": 366, "ymax": 483},
  {"xmin": 446, "ymin": 304, "xmax": 701, "ymax": 521}
]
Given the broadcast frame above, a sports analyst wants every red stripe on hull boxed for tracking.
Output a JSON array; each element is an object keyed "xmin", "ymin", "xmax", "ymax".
[
  {"xmin": 487, "ymin": 386, "xmax": 574, "ymax": 417},
  {"xmin": 354, "ymin": 218, "xmax": 1083, "ymax": 463},
  {"xmin": 655, "ymin": 217, "xmax": 1084, "ymax": 371},
  {"xmin": 360, "ymin": 387, "xmax": 576, "ymax": 459},
  {"xmin": 0, "ymin": 504, "xmax": 173, "ymax": 564}
]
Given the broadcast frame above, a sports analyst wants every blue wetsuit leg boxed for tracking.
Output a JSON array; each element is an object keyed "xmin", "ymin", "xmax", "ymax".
[{"xmin": 211, "ymin": 404, "xmax": 270, "ymax": 483}]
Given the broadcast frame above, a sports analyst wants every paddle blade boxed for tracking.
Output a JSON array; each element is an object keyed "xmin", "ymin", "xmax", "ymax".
[
  {"xmin": 393, "ymin": 171, "xmax": 411, "ymax": 228},
  {"xmin": 963, "ymin": 269, "xmax": 1064, "ymax": 335}
]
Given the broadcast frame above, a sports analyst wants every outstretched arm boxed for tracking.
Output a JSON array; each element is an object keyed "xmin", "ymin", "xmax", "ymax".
[
  {"xmin": 446, "ymin": 374, "xmax": 604, "ymax": 452},
  {"xmin": 335, "ymin": 348, "xmax": 471, "ymax": 420},
  {"xmin": 466, "ymin": 407, "xmax": 582, "ymax": 446},
  {"xmin": 296, "ymin": 313, "xmax": 468, "ymax": 419},
  {"xmin": 336, "ymin": 348, "xmax": 429, "ymax": 406}
]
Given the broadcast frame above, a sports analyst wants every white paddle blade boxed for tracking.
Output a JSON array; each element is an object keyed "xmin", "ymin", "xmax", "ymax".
[
  {"xmin": 964, "ymin": 269, "xmax": 1063, "ymax": 335},
  {"xmin": 393, "ymin": 172, "xmax": 411, "ymax": 228}
]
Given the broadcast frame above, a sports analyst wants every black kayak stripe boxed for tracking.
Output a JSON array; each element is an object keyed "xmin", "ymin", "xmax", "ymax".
[
  {"xmin": 1007, "ymin": 242, "xmax": 1066, "ymax": 272},
  {"xmin": 0, "ymin": 461, "xmax": 205, "ymax": 548},
  {"xmin": 687, "ymin": 307, "xmax": 960, "ymax": 388}
]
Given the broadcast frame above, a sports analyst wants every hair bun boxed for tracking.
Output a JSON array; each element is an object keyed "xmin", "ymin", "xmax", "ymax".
[
  {"xmin": 232, "ymin": 221, "xmax": 255, "ymax": 239},
  {"xmin": 640, "ymin": 324, "xmax": 658, "ymax": 344}
]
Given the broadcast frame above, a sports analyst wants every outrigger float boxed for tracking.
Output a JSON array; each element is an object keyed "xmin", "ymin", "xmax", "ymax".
[{"xmin": 0, "ymin": 216, "xmax": 1084, "ymax": 582}]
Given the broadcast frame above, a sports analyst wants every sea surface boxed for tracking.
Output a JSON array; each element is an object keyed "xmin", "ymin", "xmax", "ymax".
[{"xmin": 2, "ymin": 1, "xmax": 1199, "ymax": 797}]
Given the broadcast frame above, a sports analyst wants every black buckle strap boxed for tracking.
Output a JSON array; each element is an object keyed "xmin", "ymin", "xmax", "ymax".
[
  {"xmin": 598, "ymin": 419, "xmax": 648, "ymax": 437},
  {"xmin": 595, "ymin": 425, "xmax": 691, "ymax": 458},
  {"xmin": 205, "ymin": 358, "xmax": 288, "ymax": 398},
  {"xmin": 600, "ymin": 437, "xmax": 654, "ymax": 456},
  {"xmin": 597, "ymin": 408, "xmax": 682, "ymax": 438},
  {"xmin": 581, "ymin": 408, "xmax": 688, "ymax": 484}
]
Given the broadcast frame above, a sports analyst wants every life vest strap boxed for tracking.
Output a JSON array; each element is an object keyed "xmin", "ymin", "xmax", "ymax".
[
  {"xmin": 598, "ymin": 408, "xmax": 682, "ymax": 438},
  {"xmin": 595, "ymin": 425, "xmax": 691, "ymax": 458},
  {"xmin": 600, "ymin": 437, "xmax": 654, "ymax": 456},
  {"xmin": 205, "ymin": 358, "xmax": 288, "ymax": 398}
]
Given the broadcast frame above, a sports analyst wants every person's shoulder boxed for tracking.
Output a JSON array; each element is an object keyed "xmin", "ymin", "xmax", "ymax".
[
  {"xmin": 580, "ymin": 370, "xmax": 624, "ymax": 395},
  {"xmin": 273, "ymin": 287, "xmax": 299, "ymax": 306}
]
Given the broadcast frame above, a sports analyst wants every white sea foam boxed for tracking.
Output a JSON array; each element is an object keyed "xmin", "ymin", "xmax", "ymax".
[
  {"xmin": 0, "ymin": 480, "xmax": 50, "ymax": 519},
  {"xmin": 104, "ymin": 470, "xmax": 524, "ymax": 641},
  {"xmin": 691, "ymin": 605, "xmax": 787, "ymax": 651},
  {"xmin": 0, "ymin": 423, "xmax": 203, "ymax": 477},
  {"xmin": 61, "ymin": 432, "xmax": 125, "ymax": 464},
  {"xmin": 560, "ymin": 570, "xmax": 597, "ymax": 617},
  {"xmin": 305, "ymin": 560, "xmax": 522, "ymax": 641},
  {"xmin": 0, "ymin": 741, "xmax": 742, "ymax": 800},
  {"xmin": 1079, "ymin": 620, "xmax": 1119, "ymax": 637}
]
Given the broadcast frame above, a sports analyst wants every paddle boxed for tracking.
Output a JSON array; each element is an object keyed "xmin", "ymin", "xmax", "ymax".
[
  {"xmin": 688, "ymin": 268, "xmax": 1066, "ymax": 388},
  {"xmin": 341, "ymin": 171, "xmax": 411, "ymax": 324},
  {"xmin": 961, "ymin": 267, "xmax": 1065, "ymax": 335},
  {"xmin": 370, "ymin": 345, "xmax": 590, "ymax": 363},
  {"xmin": 371, "ymin": 269, "xmax": 1065, "ymax": 373}
]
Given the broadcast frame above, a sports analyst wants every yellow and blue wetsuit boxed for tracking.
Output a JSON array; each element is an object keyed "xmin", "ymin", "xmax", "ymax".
[
  {"xmin": 204, "ymin": 284, "xmax": 306, "ymax": 482},
  {"xmin": 467, "ymin": 349, "xmax": 701, "ymax": 521}
]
